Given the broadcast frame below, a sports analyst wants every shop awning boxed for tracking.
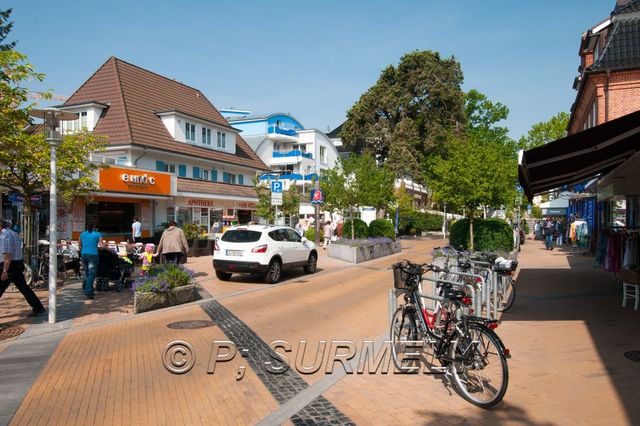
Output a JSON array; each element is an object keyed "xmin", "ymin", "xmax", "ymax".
[{"xmin": 518, "ymin": 109, "xmax": 640, "ymax": 201}]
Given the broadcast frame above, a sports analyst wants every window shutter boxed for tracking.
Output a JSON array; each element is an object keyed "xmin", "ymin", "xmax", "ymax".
[
  {"xmin": 223, "ymin": 172, "xmax": 230, "ymax": 183},
  {"xmin": 238, "ymin": 175, "xmax": 244, "ymax": 185},
  {"xmin": 211, "ymin": 169, "xmax": 217, "ymax": 182},
  {"xmin": 156, "ymin": 160, "xmax": 165, "ymax": 172},
  {"xmin": 193, "ymin": 166, "xmax": 201, "ymax": 179},
  {"xmin": 178, "ymin": 164, "xmax": 187, "ymax": 177}
]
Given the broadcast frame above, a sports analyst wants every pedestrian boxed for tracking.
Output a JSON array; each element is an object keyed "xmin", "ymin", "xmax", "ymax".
[
  {"xmin": 323, "ymin": 220, "xmax": 333, "ymax": 249},
  {"xmin": 154, "ymin": 221, "xmax": 189, "ymax": 264},
  {"xmin": 79, "ymin": 221, "xmax": 103, "ymax": 299},
  {"xmin": 139, "ymin": 243, "xmax": 154, "ymax": 275},
  {"xmin": 544, "ymin": 218, "xmax": 555, "ymax": 250},
  {"xmin": 534, "ymin": 221, "xmax": 541, "ymax": 240},
  {"xmin": 556, "ymin": 219, "xmax": 564, "ymax": 246},
  {"xmin": 0, "ymin": 219, "xmax": 46, "ymax": 316},
  {"xmin": 336, "ymin": 220, "xmax": 344, "ymax": 238},
  {"xmin": 131, "ymin": 217, "xmax": 142, "ymax": 243},
  {"xmin": 295, "ymin": 220, "xmax": 304, "ymax": 237}
]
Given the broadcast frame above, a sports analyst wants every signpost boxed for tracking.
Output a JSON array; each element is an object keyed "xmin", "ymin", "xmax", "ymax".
[{"xmin": 271, "ymin": 180, "xmax": 283, "ymax": 224}]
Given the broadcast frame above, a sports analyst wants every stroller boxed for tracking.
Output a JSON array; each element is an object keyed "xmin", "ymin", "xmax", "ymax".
[{"xmin": 95, "ymin": 248, "xmax": 134, "ymax": 292}]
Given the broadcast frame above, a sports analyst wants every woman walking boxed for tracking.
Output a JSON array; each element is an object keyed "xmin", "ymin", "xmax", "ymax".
[{"xmin": 155, "ymin": 221, "xmax": 189, "ymax": 264}]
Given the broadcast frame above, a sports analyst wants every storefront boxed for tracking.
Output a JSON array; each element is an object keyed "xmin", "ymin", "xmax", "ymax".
[
  {"xmin": 71, "ymin": 166, "xmax": 175, "ymax": 241},
  {"xmin": 169, "ymin": 197, "xmax": 257, "ymax": 235}
]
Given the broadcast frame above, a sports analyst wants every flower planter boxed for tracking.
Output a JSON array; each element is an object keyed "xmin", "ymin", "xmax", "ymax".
[
  {"xmin": 134, "ymin": 284, "xmax": 197, "ymax": 314},
  {"xmin": 187, "ymin": 239, "xmax": 210, "ymax": 257},
  {"xmin": 328, "ymin": 241, "xmax": 402, "ymax": 263}
]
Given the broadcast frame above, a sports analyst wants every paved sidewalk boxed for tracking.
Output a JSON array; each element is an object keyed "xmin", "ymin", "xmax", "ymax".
[{"xmin": 1, "ymin": 236, "xmax": 639, "ymax": 424}]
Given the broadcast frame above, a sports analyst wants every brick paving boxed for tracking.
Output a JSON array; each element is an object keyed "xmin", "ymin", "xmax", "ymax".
[{"xmin": 1, "ymin": 236, "xmax": 639, "ymax": 424}]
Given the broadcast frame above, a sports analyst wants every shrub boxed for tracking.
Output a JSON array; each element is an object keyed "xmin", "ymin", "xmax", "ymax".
[
  {"xmin": 368, "ymin": 219, "xmax": 395, "ymax": 239},
  {"xmin": 523, "ymin": 222, "xmax": 529, "ymax": 234},
  {"xmin": 133, "ymin": 264, "xmax": 195, "ymax": 293},
  {"xmin": 182, "ymin": 223, "xmax": 202, "ymax": 240},
  {"xmin": 304, "ymin": 227, "xmax": 323, "ymax": 241},
  {"xmin": 398, "ymin": 210, "xmax": 444, "ymax": 234},
  {"xmin": 343, "ymin": 218, "xmax": 369, "ymax": 239},
  {"xmin": 449, "ymin": 218, "xmax": 514, "ymax": 252}
]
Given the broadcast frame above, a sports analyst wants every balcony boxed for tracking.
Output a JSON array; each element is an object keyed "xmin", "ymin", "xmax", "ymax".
[{"xmin": 270, "ymin": 150, "xmax": 314, "ymax": 166}]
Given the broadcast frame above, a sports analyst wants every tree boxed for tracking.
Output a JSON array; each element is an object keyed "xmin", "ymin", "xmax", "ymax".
[
  {"xmin": 427, "ymin": 90, "xmax": 517, "ymax": 250},
  {"xmin": 321, "ymin": 152, "xmax": 396, "ymax": 238},
  {"xmin": 0, "ymin": 130, "xmax": 109, "ymax": 215},
  {"xmin": 254, "ymin": 178, "xmax": 300, "ymax": 224},
  {"xmin": 0, "ymin": 8, "xmax": 16, "ymax": 51},
  {"xmin": 340, "ymin": 50, "xmax": 466, "ymax": 182},
  {"xmin": 518, "ymin": 112, "xmax": 569, "ymax": 150}
]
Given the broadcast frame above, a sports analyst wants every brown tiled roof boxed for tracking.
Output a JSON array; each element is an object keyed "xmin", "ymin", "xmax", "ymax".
[
  {"xmin": 177, "ymin": 178, "xmax": 258, "ymax": 198},
  {"xmin": 64, "ymin": 57, "xmax": 268, "ymax": 170}
]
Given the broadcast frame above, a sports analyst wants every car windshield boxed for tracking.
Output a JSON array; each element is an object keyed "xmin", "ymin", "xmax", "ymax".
[{"xmin": 221, "ymin": 230, "xmax": 262, "ymax": 243}]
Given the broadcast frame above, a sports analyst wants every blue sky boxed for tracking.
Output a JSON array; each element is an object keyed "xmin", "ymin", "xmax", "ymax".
[{"xmin": 9, "ymin": 0, "xmax": 612, "ymax": 139}]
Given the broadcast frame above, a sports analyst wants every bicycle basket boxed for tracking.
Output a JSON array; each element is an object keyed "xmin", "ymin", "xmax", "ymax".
[{"xmin": 392, "ymin": 262, "xmax": 421, "ymax": 290}]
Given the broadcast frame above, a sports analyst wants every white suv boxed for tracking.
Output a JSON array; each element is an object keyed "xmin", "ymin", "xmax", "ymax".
[{"xmin": 213, "ymin": 225, "xmax": 318, "ymax": 283}]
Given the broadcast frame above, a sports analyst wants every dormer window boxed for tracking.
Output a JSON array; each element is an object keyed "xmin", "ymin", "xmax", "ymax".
[
  {"xmin": 185, "ymin": 122, "xmax": 196, "ymax": 142},
  {"xmin": 64, "ymin": 111, "xmax": 88, "ymax": 132},
  {"xmin": 217, "ymin": 131, "xmax": 226, "ymax": 149},
  {"xmin": 202, "ymin": 127, "xmax": 212, "ymax": 145}
]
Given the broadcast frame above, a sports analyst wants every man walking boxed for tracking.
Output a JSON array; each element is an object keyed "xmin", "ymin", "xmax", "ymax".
[
  {"xmin": 0, "ymin": 219, "xmax": 45, "ymax": 317},
  {"xmin": 131, "ymin": 217, "xmax": 142, "ymax": 243},
  {"xmin": 79, "ymin": 222, "xmax": 102, "ymax": 299},
  {"xmin": 544, "ymin": 219, "xmax": 555, "ymax": 250}
]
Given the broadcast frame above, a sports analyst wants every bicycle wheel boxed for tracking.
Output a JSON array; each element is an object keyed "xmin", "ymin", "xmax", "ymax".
[
  {"xmin": 497, "ymin": 275, "xmax": 515, "ymax": 312},
  {"xmin": 390, "ymin": 306, "xmax": 421, "ymax": 372},
  {"xmin": 449, "ymin": 323, "xmax": 508, "ymax": 408},
  {"xmin": 23, "ymin": 262, "xmax": 34, "ymax": 288}
]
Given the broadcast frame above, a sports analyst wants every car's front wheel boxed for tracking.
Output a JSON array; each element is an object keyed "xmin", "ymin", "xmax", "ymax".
[
  {"xmin": 216, "ymin": 271, "xmax": 232, "ymax": 281},
  {"xmin": 304, "ymin": 252, "xmax": 317, "ymax": 274},
  {"xmin": 264, "ymin": 258, "xmax": 281, "ymax": 284}
]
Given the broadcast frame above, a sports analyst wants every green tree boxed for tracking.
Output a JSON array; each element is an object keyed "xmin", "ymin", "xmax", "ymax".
[
  {"xmin": 321, "ymin": 152, "xmax": 396, "ymax": 239},
  {"xmin": 0, "ymin": 8, "xmax": 16, "ymax": 51},
  {"xmin": 0, "ymin": 130, "xmax": 109, "ymax": 215},
  {"xmin": 427, "ymin": 90, "xmax": 517, "ymax": 250},
  {"xmin": 253, "ymin": 178, "xmax": 300, "ymax": 224},
  {"xmin": 518, "ymin": 112, "xmax": 569, "ymax": 150},
  {"xmin": 340, "ymin": 50, "xmax": 466, "ymax": 182}
]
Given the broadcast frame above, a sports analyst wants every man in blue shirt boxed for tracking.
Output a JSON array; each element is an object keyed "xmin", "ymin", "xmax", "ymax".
[
  {"xmin": 0, "ymin": 219, "xmax": 45, "ymax": 316},
  {"xmin": 79, "ymin": 222, "xmax": 103, "ymax": 299}
]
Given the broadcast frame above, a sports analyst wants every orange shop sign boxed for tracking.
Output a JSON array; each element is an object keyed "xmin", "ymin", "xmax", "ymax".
[{"xmin": 99, "ymin": 167, "xmax": 172, "ymax": 196}]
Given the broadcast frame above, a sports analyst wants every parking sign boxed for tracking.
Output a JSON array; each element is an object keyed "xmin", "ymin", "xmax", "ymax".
[{"xmin": 271, "ymin": 181, "xmax": 283, "ymax": 193}]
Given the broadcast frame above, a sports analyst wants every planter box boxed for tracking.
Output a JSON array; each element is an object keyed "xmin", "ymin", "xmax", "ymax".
[
  {"xmin": 187, "ymin": 239, "xmax": 210, "ymax": 257},
  {"xmin": 134, "ymin": 284, "xmax": 197, "ymax": 314},
  {"xmin": 328, "ymin": 241, "xmax": 402, "ymax": 263}
]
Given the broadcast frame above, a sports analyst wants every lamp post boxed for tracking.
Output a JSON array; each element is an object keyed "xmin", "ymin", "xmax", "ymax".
[{"xmin": 29, "ymin": 108, "xmax": 77, "ymax": 324}]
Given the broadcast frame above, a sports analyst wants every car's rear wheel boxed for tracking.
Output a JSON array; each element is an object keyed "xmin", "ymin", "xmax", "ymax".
[
  {"xmin": 264, "ymin": 258, "xmax": 281, "ymax": 284},
  {"xmin": 304, "ymin": 253, "xmax": 317, "ymax": 274},
  {"xmin": 216, "ymin": 271, "xmax": 232, "ymax": 281}
]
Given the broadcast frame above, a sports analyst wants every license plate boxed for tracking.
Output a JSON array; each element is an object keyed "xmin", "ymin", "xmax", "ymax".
[{"xmin": 226, "ymin": 250, "xmax": 243, "ymax": 256}]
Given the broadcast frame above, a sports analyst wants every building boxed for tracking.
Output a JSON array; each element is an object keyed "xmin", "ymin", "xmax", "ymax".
[
  {"xmin": 222, "ymin": 110, "xmax": 341, "ymax": 218},
  {"xmin": 519, "ymin": 0, "xmax": 640, "ymax": 247},
  {"xmin": 56, "ymin": 57, "xmax": 268, "ymax": 240}
]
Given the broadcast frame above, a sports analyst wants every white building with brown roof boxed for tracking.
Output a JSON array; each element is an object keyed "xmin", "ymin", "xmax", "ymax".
[{"xmin": 58, "ymin": 57, "xmax": 268, "ymax": 240}]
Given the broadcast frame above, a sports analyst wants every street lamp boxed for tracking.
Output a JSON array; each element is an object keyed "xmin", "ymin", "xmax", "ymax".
[{"xmin": 28, "ymin": 108, "xmax": 77, "ymax": 324}]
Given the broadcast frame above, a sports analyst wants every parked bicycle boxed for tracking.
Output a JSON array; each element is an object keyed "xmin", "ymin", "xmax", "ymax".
[{"xmin": 390, "ymin": 260, "xmax": 509, "ymax": 408}]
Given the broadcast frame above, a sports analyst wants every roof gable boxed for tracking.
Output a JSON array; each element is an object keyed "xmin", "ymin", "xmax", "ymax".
[{"xmin": 64, "ymin": 57, "xmax": 267, "ymax": 170}]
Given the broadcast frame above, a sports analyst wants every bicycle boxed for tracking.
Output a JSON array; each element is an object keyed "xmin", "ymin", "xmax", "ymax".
[
  {"xmin": 390, "ymin": 260, "xmax": 509, "ymax": 408},
  {"xmin": 471, "ymin": 252, "xmax": 517, "ymax": 313}
]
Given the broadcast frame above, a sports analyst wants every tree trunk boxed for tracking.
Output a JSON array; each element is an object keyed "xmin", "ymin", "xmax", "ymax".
[
  {"xmin": 351, "ymin": 209, "xmax": 355, "ymax": 240},
  {"xmin": 468, "ymin": 209, "xmax": 475, "ymax": 252}
]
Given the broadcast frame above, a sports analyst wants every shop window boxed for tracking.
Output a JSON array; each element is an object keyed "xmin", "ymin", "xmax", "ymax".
[
  {"xmin": 87, "ymin": 202, "xmax": 135, "ymax": 235},
  {"xmin": 167, "ymin": 207, "xmax": 175, "ymax": 224}
]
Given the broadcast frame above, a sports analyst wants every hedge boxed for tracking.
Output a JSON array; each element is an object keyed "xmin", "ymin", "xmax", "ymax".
[
  {"xmin": 449, "ymin": 218, "xmax": 514, "ymax": 252},
  {"xmin": 368, "ymin": 219, "xmax": 395, "ymax": 239},
  {"xmin": 304, "ymin": 227, "xmax": 323, "ymax": 241},
  {"xmin": 398, "ymin": 210, "xmax": 444, "ymax": 234},
  {"xmin": 343, "ymin": 218, "xmax": 369, "ymax": 239}
]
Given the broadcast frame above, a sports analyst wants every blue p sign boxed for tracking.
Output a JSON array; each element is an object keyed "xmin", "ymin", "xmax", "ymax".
[{"xmin": 271, "ymin": 181, "xmax": 283, "ymax": 193}]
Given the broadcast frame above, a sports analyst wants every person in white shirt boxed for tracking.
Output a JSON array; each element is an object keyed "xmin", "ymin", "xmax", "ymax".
[{"xmin": 131, "ymin": 217, "xmax": 142, "ymax": 243}]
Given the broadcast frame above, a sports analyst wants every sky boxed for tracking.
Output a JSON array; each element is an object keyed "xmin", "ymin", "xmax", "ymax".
[{"xmin": 8, "ymin": 0, "xmax": 614, "ymax": 140}]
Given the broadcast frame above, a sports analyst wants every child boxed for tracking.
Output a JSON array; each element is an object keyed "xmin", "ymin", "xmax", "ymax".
[{"xmin": 139, "ymin": 243, "xmax": 154, "ymax": 275}]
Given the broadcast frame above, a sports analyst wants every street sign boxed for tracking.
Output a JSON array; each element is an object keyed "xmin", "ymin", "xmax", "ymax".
[
  {"xmin": 271, "ymin": 191, "xmax": 283, "ymax": 206},
  {"xmin": 310, "ymin": 189, "xmax": 324, "ymax": 205},
  {"xmin": 271, "ymin": 181, "xmax": 283, "ymax": 193}
]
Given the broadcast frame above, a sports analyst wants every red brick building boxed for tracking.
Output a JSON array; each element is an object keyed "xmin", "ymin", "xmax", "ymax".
[{"xmin": 569, "ymin": 0, "xmax": 640, "ymax": 134}]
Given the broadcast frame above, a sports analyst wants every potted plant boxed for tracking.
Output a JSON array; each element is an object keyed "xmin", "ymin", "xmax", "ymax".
[
  {"xmin": 182, "ymin": 223, "xmax": 210, "ymax": 256},
  {"xmin": 132, "ymin": 263, "xmax": 197, "ymax": 313}
]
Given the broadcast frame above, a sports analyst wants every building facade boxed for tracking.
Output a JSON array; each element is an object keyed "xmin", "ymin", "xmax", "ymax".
[
  {"xmin": 222, "ymin": 110, "xmax": 341, "ymax": 217},
  {"xmin": 57, "ymin": 57, "xmax": 268, "ymax": 240}
]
